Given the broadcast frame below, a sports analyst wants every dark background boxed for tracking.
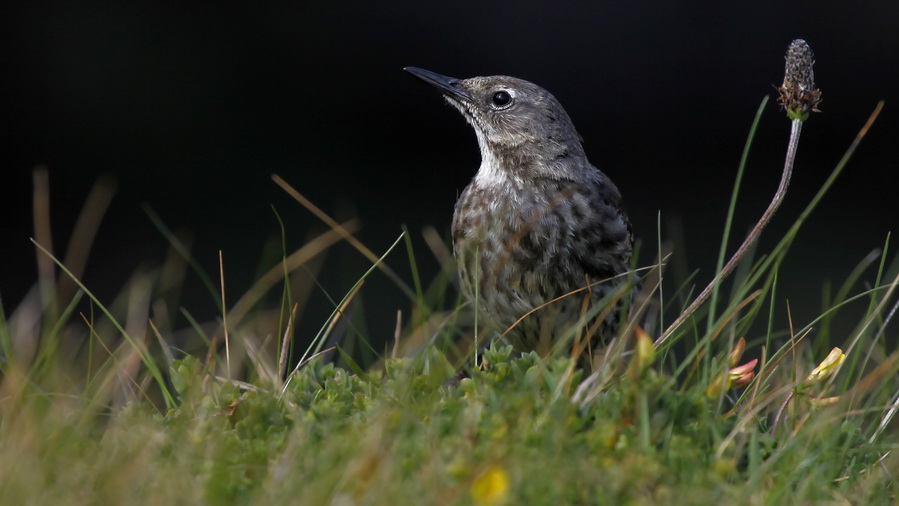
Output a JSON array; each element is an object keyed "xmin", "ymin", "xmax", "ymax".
[{"xmin": 3, "ymin": 2, "xmax": 897, "ymax": 346}]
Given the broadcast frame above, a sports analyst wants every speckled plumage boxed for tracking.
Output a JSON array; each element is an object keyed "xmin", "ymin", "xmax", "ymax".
[{"xmin": 406, "ymin": 68, "xmax": 633, "ymax": 356}]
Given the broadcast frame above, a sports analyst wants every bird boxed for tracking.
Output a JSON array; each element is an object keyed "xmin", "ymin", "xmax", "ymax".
[{"xmin": 405, "ymin": 67, "xmax": 634, "ymax": 361}]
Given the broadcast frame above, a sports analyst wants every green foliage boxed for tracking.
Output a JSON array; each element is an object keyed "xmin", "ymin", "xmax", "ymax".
[{"xmin": 2, "ymin": 334, "xmax": 896, "ymax": 504}]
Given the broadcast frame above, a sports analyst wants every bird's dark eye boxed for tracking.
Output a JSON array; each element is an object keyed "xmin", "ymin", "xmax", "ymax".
[{"xmin": 491, "ymin": 91, "xmax": 512, "ymax": 108}]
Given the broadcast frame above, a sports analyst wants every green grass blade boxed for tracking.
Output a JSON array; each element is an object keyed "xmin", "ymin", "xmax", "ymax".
[
  {"xmin": 708, "ymin": 96, "xmax": 769, "ymax": 331},
  {"xmin": 31, "ymin": 239, "xmax": 175, "ymax": 409}
]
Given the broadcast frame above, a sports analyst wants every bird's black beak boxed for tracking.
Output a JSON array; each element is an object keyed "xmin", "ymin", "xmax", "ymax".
[{"xmin": 404, "ymin": 67, "xmax": 472, "ymax": 103}]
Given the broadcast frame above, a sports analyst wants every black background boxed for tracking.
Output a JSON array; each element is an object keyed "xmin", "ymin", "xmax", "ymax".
[{"xmin": 3, "ymin": 2, "xmax": 897, "ymax": 346}]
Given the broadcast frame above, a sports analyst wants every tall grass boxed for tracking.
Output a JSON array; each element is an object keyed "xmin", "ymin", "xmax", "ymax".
[{"xmin": 0, "ymin": 99, "xmax": 896, "ymax": 504}]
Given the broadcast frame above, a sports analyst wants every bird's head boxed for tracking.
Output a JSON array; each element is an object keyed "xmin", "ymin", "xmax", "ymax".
[{"xmin": 406, "ymin": 67, "xmax": 589, "ymax": 182}]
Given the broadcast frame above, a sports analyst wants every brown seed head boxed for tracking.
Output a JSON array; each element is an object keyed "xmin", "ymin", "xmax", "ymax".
[{"xmin": 777, "ymin": 39, "xmax": 822, "ymax": 121}]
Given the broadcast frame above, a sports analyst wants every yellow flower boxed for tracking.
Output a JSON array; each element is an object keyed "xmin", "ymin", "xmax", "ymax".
[
  {"xmin": 471, "ymin": 465, "xmax": 509, "ymax": 506},
  {"xmin": 807, "ymin": 395, "xmax": 841, "ymax": 408},
  {"xmin": 728, "ymin": 359, "xmax": 758, "ymax": 388},
  {"xmin": 706, "ymin": 358, "xmax": 758, "ymax": 399},
  {"xmin": 804, "ymin": 347, "xmax": 845, "ymax": 386},
  {"xmin": 628, "ymin": 327, "xmax": 656, "ymax": 378}
]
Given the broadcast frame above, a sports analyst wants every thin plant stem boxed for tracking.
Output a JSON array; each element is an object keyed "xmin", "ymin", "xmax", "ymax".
[
  {"xmin": 657, "ymin": 119, "xmax": 802, "ymax": 347},
  {"xmin": 707, "ymin": 97, "xmax": 769, "ymax": 331}
]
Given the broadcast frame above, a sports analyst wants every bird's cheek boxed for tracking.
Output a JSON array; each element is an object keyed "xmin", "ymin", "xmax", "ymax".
[{"xmin": 486, "ymin": 129, "xmax": 524, "ymax": 147}]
